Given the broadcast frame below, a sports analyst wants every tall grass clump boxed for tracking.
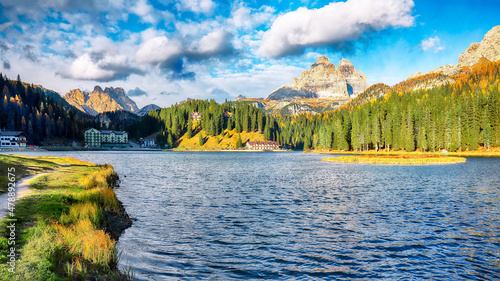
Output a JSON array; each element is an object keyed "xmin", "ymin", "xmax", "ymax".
[
  {"xmin": 60, "ymin": 202, "xmax": 104, "ymax": 227},
  {"xmin": 78, "ymin": 164, "xmax": 118, "ymax": 189},
  {"xmin": 54, "ymin": 220, "xmax": 117, "ymax": 268},
  {"xmin": 77, "ymin": 187, "xmax": 120, "ymax": 211}
]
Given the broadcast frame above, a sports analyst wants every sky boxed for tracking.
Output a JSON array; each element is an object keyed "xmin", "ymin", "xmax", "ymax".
[{"xmin": 0, "ymin": 0, "xmax": 498, "ymax": 108}]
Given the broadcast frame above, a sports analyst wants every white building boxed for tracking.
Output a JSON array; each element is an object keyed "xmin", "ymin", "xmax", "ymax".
[
  {"xmin": 139, "ymin": 138, "xmax": 156, "ymax": 148},
  {"xmin": 0, "ymin": 131, "xmax": 27, "ymax": 147}
]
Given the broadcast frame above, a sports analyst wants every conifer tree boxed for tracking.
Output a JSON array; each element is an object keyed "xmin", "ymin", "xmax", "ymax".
[
  {"xmin": 236, "ymin": 134, "xmax": 242, "ymax": 148},
  {"xmin": 199, "ymin": 132, "xmax": 204, "ymax": 146}
]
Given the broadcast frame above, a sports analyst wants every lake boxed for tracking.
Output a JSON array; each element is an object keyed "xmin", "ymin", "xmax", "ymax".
[{"xmin": 7, "ymin": 151, "xmax": 500, "ymax": 280}]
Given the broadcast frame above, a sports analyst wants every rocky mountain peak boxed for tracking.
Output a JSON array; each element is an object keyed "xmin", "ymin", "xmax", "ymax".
[
  {"xmin": 338, "ymin": 58, "xmax": 356, "ymax": 76},
  {"xmin": 458, "ymin": 25, "xmax": 500, "ymax": 67},
  {"xmin": 64, "ymin": 85, "xmax": 140, "ymax": 116},
  {"xmin": 266, "ymin": 56, "xmax": 368, "ymax": 101},
  {"xmin": 426, "ymin": 25, "xmax": 500, "ymax": 77},
  {"xmin": 312, "ymin": 55, "xmax": 334, "ymax": 67}
]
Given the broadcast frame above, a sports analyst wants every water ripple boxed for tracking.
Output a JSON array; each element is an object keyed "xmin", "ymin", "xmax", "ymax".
[{"xmin": 15, "ymin": 151, "xmax": 500, "ymax": 280}]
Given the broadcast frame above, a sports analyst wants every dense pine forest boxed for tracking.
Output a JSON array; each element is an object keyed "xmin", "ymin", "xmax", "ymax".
[
  {"xmin": 131, "ymin": 60, "xmax": 500, "ymax": 151},
  {"xmin": 127, "ymin": 99, "xmax": 278, "ymax": 148},
  {"xmin": 0, "ymin": 74, "xmax": 92, "ymax": 145},
  {"xmin": 279, "ymin": 60, "xmax": 500, "ymax": 152}
]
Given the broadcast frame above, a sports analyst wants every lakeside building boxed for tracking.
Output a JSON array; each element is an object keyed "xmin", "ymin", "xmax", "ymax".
[
  {"xmin": 0, "ymin": 130, "xmax": 27, "ymax": 147},
  {"xmin": 84, "ymin": 128, "xmax": 129, "ymax": 148},
  {"xmin": 139, "ymin": 138, "xmax": 156, "ymax": 148},
  {"xmin": 190, "ymin": 112, "xmax": 202, "ymax": 121},
  {"xmin": 246, "ymin": 141, "xmax": 280, "ymax": 150}
]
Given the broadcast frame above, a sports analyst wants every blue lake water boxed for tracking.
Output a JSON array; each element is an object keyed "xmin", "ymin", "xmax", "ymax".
[{"xmin": 8, "ymin": 151, "xmax": 500, "ymax": 280}]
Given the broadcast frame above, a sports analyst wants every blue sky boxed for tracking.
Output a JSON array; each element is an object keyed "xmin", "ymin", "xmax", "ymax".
[{"xmin": 0, "ymin": 0, "xmax": 498, "ymax": 108}]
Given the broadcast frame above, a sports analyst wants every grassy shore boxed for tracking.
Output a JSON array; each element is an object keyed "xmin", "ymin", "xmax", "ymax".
[
  {"xmin": 0, "ymin": 155, "xmax": 132, "ymax": 280},
  {"xmin": 322, "ymin": 155, "xmax": 467, "ymax": 165},
  {"xmin": 311, "ymin": 147, "xmax": 500, "ymax": 157}
]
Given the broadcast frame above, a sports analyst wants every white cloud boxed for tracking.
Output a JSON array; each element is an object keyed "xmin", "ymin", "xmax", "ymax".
[
  {"xmin": 132, "ymin": 0, "xmax": 156, "ymax": 24},
  {"xmin": 68, "ymin": 53, "xmax": 116, "ymax": 80},
  {"xmin": 64, "ymin": 52, "xmax": 142, "ymax": 81},
  {"xmin": 135, "ymin": 36, "xmax": 183, "ymax": 64},
  {"xmin": 421, "ymin": 36, "xmax": 445, "ymax": 53},
  {"xmin": 229, "ymin": 5, "xmax": 275, "ymax": 30},
  {"xmin": 191, "ymin": 29, "xmax": 232, "ymax": 56},
  {"xmin": 177, "ymin": 0, "xmax": 215, "ymax": 15},
  {"xmin": 0, "ymin": 22, "xmax": 14, "ymax": 32},
  {"xmin": 258, "ymin": 0, "xmax": 415, "ymax": 58}
]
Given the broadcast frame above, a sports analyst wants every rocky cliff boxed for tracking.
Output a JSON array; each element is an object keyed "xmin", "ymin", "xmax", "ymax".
[
  {"xmin": 266, "ymin": 56, "xmax": 367, "ymax": 101},
  {"xmin": 64, "ymin": 86, "xmax": 140, "ymax": 116},
  {"xmin": 429, "ymin": 25, "xmax": 500, "ymax": 76}
]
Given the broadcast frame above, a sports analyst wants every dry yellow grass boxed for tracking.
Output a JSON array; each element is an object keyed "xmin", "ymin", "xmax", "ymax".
[
  {"xmin": 60, "ymin": 202, "xmax": 104, "ymax": 226},
  {"xmin": 312, "ymin": 148, "xmax": 500, "ymax": 157},
  {"xmin": 54, "ymin": 219, "xmax": 117, "ymax": 267},
  {"xmin": 323, "ymin": 155, "xmax": 467, "ymax": 165}
]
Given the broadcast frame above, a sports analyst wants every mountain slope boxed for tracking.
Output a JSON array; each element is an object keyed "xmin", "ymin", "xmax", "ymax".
[
  {"xmin": 428, "ymin": 25, "xmax": 500, "ymax": 76},
  {"xmin": 64, "ymin": 86, "xmax": 140, "ymax": 116}
]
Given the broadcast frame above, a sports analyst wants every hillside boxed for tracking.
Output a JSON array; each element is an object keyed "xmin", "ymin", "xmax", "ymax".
[
  {"xmin": 176, "ymin": 129, "xmax": 266, "ymax": 150},
  {"xmin": 0, "ymin": 74, "xmax": 93, "ymax": 145}
]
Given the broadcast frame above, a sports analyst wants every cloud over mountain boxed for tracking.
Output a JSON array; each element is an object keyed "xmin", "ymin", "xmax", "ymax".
[{"xmin": 258, "ymin": 0, "xmax": 415, "ymax": 58}]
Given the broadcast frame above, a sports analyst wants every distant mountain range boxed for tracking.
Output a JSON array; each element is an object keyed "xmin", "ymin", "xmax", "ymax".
[{"xmin": 62, "ymin": 86, "xmax": 160, "ymax": 117}]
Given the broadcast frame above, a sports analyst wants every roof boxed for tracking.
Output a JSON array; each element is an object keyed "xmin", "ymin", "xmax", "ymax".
[
  {"xmin": 246, "ymin": 141, "xmax": 279, "ymax": 146},
  {"xmin": 100, "ymin": 130, "xmax": 127, "ymax": 135},
  {"xmin": 0, "ymin": 131, "xmax": 26, "ymax": 137}
]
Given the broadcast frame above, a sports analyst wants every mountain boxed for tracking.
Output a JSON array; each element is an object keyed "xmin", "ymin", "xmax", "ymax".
[
  {"xmin": 428, "ymin": 25, "xmax": 500, "ymax": 76},
  {"xmin": 266, "ymin": 56, "xmax": 367, "ymax": 101},
  {"xmin": 64, "ymin": 86, "xmax": 140, "ymax": 116},
  {"xmin": 234, "ymin": 95, "xmax": 247, "ymax": 101},
  {"xmin": 136, "ymin": 104, "xmax": 161, "ymax": 116}
]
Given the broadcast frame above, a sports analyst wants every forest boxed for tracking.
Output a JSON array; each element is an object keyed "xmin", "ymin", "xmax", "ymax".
[
  {"xmin": 127, "ymin": 99, "xmax": 278, "ymax": 148},
  {"xmin": 131, "ymin": 60, "xmax": 500, "ymax": 152},
  {"xmin": 0, "ymin": 74, "xmax": 93, "ymax": 145},
  {"xmin": 2, "ymin": 59, "xmax": 499, "ymax": 151}
]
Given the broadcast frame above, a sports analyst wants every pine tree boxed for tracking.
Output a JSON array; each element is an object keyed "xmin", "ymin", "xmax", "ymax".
[
  {"xmin": 484, "ymin": 123, "xmax": 492, "ymax": 149},
  {"xmin": 186, "ymin": 119, "xmax": 193, "ymax": 139},
  {"xmin": 199, "ymin": 133, "xmax": 204, "ymax": 146},
  {"xmin": 236, "ymin": 134, "xmax": 242, "ymax": 148}
]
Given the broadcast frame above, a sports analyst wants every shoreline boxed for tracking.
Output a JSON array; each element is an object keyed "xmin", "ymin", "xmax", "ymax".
[
  {"xmin": 309, "ymin": 149, "xmax": 500, "ymax": 158},
  {"xmin": 0, "ymin": 155, "xmax": 132, "ymax": 279}
]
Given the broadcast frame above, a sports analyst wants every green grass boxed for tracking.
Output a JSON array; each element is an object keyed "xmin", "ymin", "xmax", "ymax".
[
  {"xmin": 322, "ymin": 155, "xmax": 467, "ymax": 165},
  {"xmin": 0, "ymin": 155, "xmax": 130, "ymax": 280}
]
